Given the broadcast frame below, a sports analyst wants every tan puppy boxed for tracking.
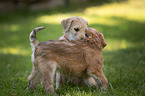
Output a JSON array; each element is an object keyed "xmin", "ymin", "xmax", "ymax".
[
  {"xmin": 59, "ymin": 17, "xmax": 88, "ymax": 40},
  {"xmin": 58, "ymin": 28, "xmax": 106, "ymax": 86},
  {"xmin": 29, "ymin": 17, "xmax": 95, "ymax": 90},
  {"xmin": 59, "ymin": 17, "xmax": 96, "ymax": 86},
  {"xmin": 27, "ymin": 27, "xmax": 108, "ymax": 94}
]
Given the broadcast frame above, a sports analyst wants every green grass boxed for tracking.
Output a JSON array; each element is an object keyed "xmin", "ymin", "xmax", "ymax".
[{"xmin": 0, "ymin": 0, "xmax": 145, "ymax": 95}]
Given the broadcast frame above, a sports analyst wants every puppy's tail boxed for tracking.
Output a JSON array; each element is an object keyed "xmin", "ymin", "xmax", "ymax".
[{"xmin": 30, "ymin": 27, "xmax": 45, "ymax": 47}]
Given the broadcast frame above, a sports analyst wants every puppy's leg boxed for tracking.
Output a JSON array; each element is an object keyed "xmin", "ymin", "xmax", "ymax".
[
  {"xmin": 27, "ymin": 63, "xmax": 41, "ymax": 89},
  {"xmin": 96, "ymin": 69, "xmax": 108, "ymax": 89},
  {"xmin": 56, "ymin": 71, "xmax": 60, "ymax": 89},
  {"xmin": 87, "ymin": 65, "xmax": 108, "ymax": 90},
  {"xmin": 83, "ymin": 77, "xmax": 97, "ymax": 87},
  {"xmin": 41, "ymin": 61, "xmax": 57, "ymax": 94}
]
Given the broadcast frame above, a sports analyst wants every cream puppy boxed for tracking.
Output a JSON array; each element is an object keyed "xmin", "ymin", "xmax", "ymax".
[
  {"xmin": 59, "ymin": 17, "xmax": 88, "ymax": 40},
  {"xmin": 58, "ymin": 17, "xmax": 97, "ymax": 87}
]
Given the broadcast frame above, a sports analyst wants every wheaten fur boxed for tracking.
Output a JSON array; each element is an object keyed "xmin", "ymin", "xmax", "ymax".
[
  {"xmin": 27, "ymin": 27, "xmax": 108, "ymax": 94},
  {"xmin": 59, "ymin": 17, "xmax": 96, "ymax": 86},
  {"xmin": 59, "ymin": 17, "xmax": 88, "ymax": 40}
]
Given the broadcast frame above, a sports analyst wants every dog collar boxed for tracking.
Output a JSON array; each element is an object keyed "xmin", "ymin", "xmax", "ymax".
[{"xmin": 64, "ymin": 35, "xmax": 68, "ymax": 40}]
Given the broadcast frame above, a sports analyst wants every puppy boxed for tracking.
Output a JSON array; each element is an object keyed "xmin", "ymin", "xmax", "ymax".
[
  {"xmin": 59, "ymin": 17, "xmax": 88, "ymax": 40},
  {"xmin": 27, "ymin": 27, "xmax": 108, "ymax": 94},
  {"xmin": 59, "ymin": 17, "xmax": 96, "ymax": 86},
  {"xmin": 58, "ymin": 28, "xmax": 106, "ymax": 86}
]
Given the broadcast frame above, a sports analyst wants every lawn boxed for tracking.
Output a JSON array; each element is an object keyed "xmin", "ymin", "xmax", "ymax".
[{"xmin": 0, "ymin": 0, "xmax": 145, "ymax": 95}]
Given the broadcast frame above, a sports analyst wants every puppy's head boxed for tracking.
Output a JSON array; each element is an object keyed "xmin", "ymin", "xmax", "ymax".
[
  {"xmin": 61, "ymin": 17, "xmax": 88, "ymax": 41},
  {"xmin": 85, "ymin": 28, "xmax": 107, "ymax": 49}
]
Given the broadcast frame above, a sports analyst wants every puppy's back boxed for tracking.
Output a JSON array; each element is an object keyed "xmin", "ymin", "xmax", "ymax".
[{"xmin": 34, "ymin": 39, "xmax": 101, "ymax": 77}]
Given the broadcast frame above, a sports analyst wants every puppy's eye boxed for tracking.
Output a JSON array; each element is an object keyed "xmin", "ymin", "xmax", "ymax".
[
  {"xmin": 85, "ymin": 34, "xmax": 89, "ymax": 37},
  {"xmin": 74, "ymin": 28, "xmax": 79, "ymax": 32},
  {"xmin": 85, "ymin": 32, "xmax": 89, "ymax": 37}
]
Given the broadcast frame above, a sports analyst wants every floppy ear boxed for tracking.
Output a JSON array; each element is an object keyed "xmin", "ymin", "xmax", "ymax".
[
  {"xmin": 85, "ymin": 30, "xmax": 93, "ymax": 38},
  {"xmin": 99, "ymin": 33, "xmax": 107, "ymax": 48},
  {"xmin": 79, "ymin": 17, "xmax": 88, "ymax": 26},
  {"xmin": 85, "ymin": 20, "xmax": 88, "ymax": 25},
  {"xmin": 61, "ymin": 18, "xmax": 74, "ymax": 33}
]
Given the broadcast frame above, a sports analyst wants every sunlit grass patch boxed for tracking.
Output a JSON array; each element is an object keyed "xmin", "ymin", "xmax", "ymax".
[
  {"xmin": 36, "ymin": 14, "xmax": 119, "ymax": 27},
  {"xmin": 36, "ymin": 14, "xmax": 71, "ymax": 24},
  {"xmin": 104, "ymin": 39, "xmax": 132, "ymax": 51},
  {"xmin": 0, "ymin": 47, "xmax": 29, "ymax": 56},
  {"xmin": 9, "ymin": 25, "xmax": 20, "ymax": 32},
  {"xmin": 36, "ymin": 0, "xmax": 145, "ymax": 26},
  {"xmin": 84, "ymin": 0, "xmax": 145, "ymax": 22}
]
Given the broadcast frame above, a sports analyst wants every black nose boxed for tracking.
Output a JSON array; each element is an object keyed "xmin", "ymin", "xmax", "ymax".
[{"xmin": 80, "ymin": 38, "xmax": 83, "ymax": 40}]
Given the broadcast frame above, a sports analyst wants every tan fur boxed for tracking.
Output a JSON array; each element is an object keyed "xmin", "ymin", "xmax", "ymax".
[
  {"xmin": 59, "ymin": 28, "xmax": 107, "ymax": 86},
  {"xmin": 59, "ymin": 17, "xmax": 88, "ymax": 40},
  {"xmin": 28, "ymin": 16, "xmax": 96, "ymax": 87},
  {"xmin": 27, "ymin": 28, "xmax": 108, "ymax": 94},
  {"xmin": 59, "ymin": 17, "xmax": 96, "ymax": 86}
]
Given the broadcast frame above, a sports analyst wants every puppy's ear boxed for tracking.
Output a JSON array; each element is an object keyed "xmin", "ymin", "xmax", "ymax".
[
  {"xmin": 84, "ymin": 20, "xmax": 88, "ymax": 26},
  {"xmin": 61, "ymin": 18, "xmax": 74, "ymax": 33},
  {"xmin": 79, "ymin": 17, "xmax": 88, "ymax": 26},
  {"xmin": 85, "ymin": 30, "xmax": 92, "ymax": 38},
  {"xmin": 99, "ymin": 33, "xmax": 107, "ymax": 48}
]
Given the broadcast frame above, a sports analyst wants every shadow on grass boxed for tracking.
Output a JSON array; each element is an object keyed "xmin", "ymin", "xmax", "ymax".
[
  {"xmin": 89, "ymin": 17, "xmax": 145, "ymax": 43},
  {"xmin": 103, "ymin": 46, "xmax": 145, "ymax": 95},
  {"xmin": 0, "ymin": 53, "xmax": 31, "ymax": 79}
]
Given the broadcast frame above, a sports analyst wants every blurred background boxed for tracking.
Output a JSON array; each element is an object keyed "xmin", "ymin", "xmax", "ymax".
[
  {"xmin": 0, "ymin": 0, "xmax": 128, "ymax": 12},
  {"xmin": 0, "ymin": 0, "xmax": 145, "ymax": 95}
]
